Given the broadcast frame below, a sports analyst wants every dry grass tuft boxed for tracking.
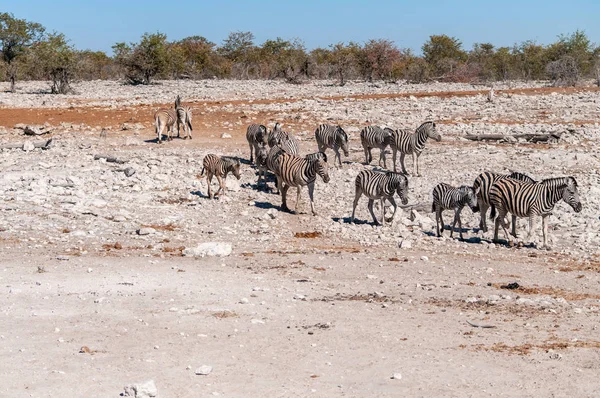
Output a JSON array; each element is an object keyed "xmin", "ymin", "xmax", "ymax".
[
  {"xmin": 212, "ymin": 310, "xmax": 239, "ymax": 319},
  {"xmin": 142, "ymin": 223, "xmax": 178, "ymax": 231},
  {"xmin": 471, "ymin": 339, "xmax": 600, "ymax": 355},
  {"xmin": 294, "ymin": 231, "xmax": 322, "ymax": 239}
]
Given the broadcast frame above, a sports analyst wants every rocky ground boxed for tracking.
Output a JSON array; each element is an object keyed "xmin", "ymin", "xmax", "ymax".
[{"xmin": 0, "ymin": 79, "xmax": 599, "ymax": 397}]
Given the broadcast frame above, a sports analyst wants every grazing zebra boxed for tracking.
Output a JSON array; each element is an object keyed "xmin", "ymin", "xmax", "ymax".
[
  {"xmin": 175, "ymin": 95, "xmax": 193, "ymax": 140},
  {"xmin": 390, "ymin": 121, "xmax": 441, "ymax": 176},
  {"xmin": 360, "ymin": 126, "xmax": 394, "ymax": 168},
  {"xmin": 274, "ymin": 152, "xmax": 330, "ymax": 215},
  {"xmin": 246, "ymin": 124, "xmax": 268, "ymax": 163},
  {"xmin": 489, "ymin": 176, "xmax": 582, "ymax": 249},
  {"xmin": 351, "ymin": 170, "xmax": 409, "ymax": 225},
  {"xmin": 431, "ymin": 183, "xmax": 480, "ymax": 240},
  {"xmin": 154, "ymin": 108, "xmax": 177, "ymax": 143},
  {"xmin": 473, "ymin": 171, "xmax": 536, "ymax": 234},
  {"xmin": 268, "ymin": 122, "xmax": 284, "ymax": 147},
  {"xmin": 200, "ymin": 154, "xmax": 241, "ymax": 199},
  {"xmin": 314, "ymin": 124, "xmax": 349, "ymax": 168}
]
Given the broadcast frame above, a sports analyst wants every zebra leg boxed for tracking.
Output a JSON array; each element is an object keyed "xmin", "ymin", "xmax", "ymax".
[
  {"xmin": 280, "ymin": 184, "xmax": 290, "ymax": 212},
  {"xmin": 364, "ymin": 147, "xmax": 370, "ymax": 165},
  {"xmin": 392, "ymin": 148, "xmax": 397, "ymax": 172},
  {"xmin": 334, "ymin": 147, "xmax": 342, "ymax": 168},
  {"xmin": 367, "ymin": 199, "xmax": 379, "ymax": 225},
  {"xmin": 499, "ymin": 210, "xmax": 513, "ymax": 246},
  {"xmin": 479, "ymin": 200, "xmax": 488, "ymax": 232},
  {"xmin": 379, "ymin": 149, "xmax": 386, "ymax": 169},
  {"xmin": 351, "ymin": 190, "xmax": 361, "ymax": 223},
  {"xmin": 526, "ymin": 215, "xmax": 537, "ymax": 247},
  {"xmin": 450, "ymin": 208, "xmax": 459, "ymax": 239},
  {"xmin": 249, "ymin": 143, "xmax": 254, "ymax": 164},
  {"xmin": 216, "ymin": 175, "xmax": 225, "ymax": 197},
  {"xmin": 413, "ymin": 153, "xmax": 419, "ymax": 177},
  {"xmin": 207, "ymin": 174, "xmax": 214, "ymax": 199},
  {"xmin": 295, "ymin": 187, "xmax": 303, "ymax": 214},
  {"xmin": 511, "ymin": 215, "xmax": 518, "ymax": 238},
  {"xmin": 308, "ymin": 182, "xmax": 318, "ymax": 216},
  {"xmin": 386, "ymin": 196, "xmax": 397, "ymax": 223},
  {"xmin": 399, "ymin": 153, "xmax": 407, "ymax": 174},
  {"xmin": 541, "ymin": 215, "xmax": 550, "ymax": 250}
]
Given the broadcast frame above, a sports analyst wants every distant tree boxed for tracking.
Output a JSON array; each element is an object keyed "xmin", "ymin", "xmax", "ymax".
[
  {"xmin": 174, "ymin": 36, "xmax": 217, "ymax": 78},
  {"xmin": 329, "ymin": 42, "xmax": 358, "ymax": 85},
  {"xmin": 113, "ymin": 32, "xmax": 168, "ymax": 84},
  {"xmin": 308, "ymin": 47, "xmax": 332, "ymax": 79},
  {"xmin": 422, "ymin": 35, "xmax": 467, "ymax": 77},
  {"xmin": 492, "ymin": 47, "xmax": 513, "ymax": 80},
  {"xmin": 546, "ymin": 56, "xmax": 579, "ymax": 87},
  {"xmin": 220, "ymin": 31, "xmax": 255, "ymax": 61},
  {"xmin": 470, "ymin": 43, "xmax": 495, "ymax": 81},
  {"xmin": 29, "ymin": 33, "xmax": 78, "ymax": 93},
  {"xmin": 0, "ymin": 12, "xmax": 45, "ymax": 91},
  {"xmin": 513, "ymin": 41, "xmax": 546, "ymax": 80},
  {"xmin": 77, "ymin": 50, "xmax": 114, "ymax": 80},
  {"xmin": 356, "ymin": 39, "xmax": 402, "ymax": 81}
]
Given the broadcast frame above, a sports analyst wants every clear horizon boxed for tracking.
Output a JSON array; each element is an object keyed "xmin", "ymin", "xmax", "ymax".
[{"xmin": 5, "ymin": 0, "xmax": 599, "ymax": 55}]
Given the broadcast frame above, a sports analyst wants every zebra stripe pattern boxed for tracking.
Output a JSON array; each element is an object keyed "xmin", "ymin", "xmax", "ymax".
[
  {"xmin": 360, "ymin": 126, "xmax": 394, "ymax": 168},
  {"xmin": 154, "ymin": 108, "xmax": 177, "ymax": 143},
  {"xmin": 305, "ymin": 151, "xmax": 327, "ymax": 163},
  {"xmin": 246, "ymin": 124, "xmax": 268, "ymax": 163},
  {"xmin": 200, "ymin": 154, "xmax": 242, "ymax": 199},
  {"xmin": 278, "ymin": 132, "xmax": 299, "ymax": 155},
  {"xmin": 274, "ymin": 152, "xmax": 330, "ymax": 215},
  {"xmin": 473, "ymin": 171, "xmax": 535, "ymax": 234},
  {"xmin": 351, "ymin": 170, "xmax": 409, "ymax": 225},
  {"xmin": 390, "ymin": 121, "xmax": 441, "ymax": 176},
  {"xmin": 175, "ymin": 95, "xmax": 193, "ymax": 140},
  {"xmin": 431, "ymin": 183, "xmax": 479, "ymax": 239},
  {"xmin": 489, "ymin": 176, "xmax": 582, "ymax": 249},
  {"xmin": 314, "ymin": 124, "xmax": 349, "ymax": 168},
  {"xmin": 255, "ymin": 145, "xmax": 269, "ymax": 185},
  {"xmin": 268, "ymin": 122, "xmax": 284, "ymax": 147}
]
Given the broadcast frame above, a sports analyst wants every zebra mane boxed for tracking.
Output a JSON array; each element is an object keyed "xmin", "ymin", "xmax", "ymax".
[
  {"xmin": 541, "ymin": 176, "xmax": 577, "ymax": 187},
  {"xmin": 221, "ymin": 156, "xmax": 240, "ymax": 167},
  {"xmin": 336, "ymin": 126, "xmax": 348, "ymax": 140}
]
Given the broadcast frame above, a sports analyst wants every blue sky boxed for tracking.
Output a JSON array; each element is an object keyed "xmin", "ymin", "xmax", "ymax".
[{"xmin": 4, "ymin": 1, "xmax": 599, "ymax": 54}]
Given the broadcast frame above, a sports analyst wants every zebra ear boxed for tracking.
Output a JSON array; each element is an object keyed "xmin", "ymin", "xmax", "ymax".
[{"xmin": 474, "ymin": 186, "xmax": 480, "ymax": 195}]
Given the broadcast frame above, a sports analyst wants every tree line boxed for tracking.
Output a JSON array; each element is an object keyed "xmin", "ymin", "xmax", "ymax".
[{"xmin": 1, "ymin": 12, "xmax": 600, "ymax": 93}]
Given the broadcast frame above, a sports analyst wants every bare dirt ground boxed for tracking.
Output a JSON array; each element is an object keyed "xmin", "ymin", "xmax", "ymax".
[{"xmin": 1, "ymin": 79, "xmax": 599, "ymax": 397}]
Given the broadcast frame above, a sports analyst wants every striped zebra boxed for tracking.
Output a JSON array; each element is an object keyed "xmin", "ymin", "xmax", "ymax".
[
  {"xmin": 265, "ymin": 145, "xmax": 286, "ymax": 193},
  {"xmin": 351, "ymin": 170, "xmax": 409, "ymax": 225},
  {"xmin": 305, "ymin": 151, "xmax": 327, "ymax": 163},
  {"xmin": 154, "ymin": 108, "xmax": 177, "ymax": 143},
  {"xmin": 175, "ymin": 95, "xmax": 193, "ymax": 140},
  {"xmin": 314, "ymin": 124, "xmax": 349, "ymax": 168},
  {"xmin": 255, "ymin": 145, "xmax": 269, "ymax": 185},
  {"xmin": 489, "ymin": 176, "xmax": 582, "ymax": 249},
  {"xmin": 278, "ymin": 132, "xmax": 300, "ymax": 155},
  {"xmin": 473, "ymin": 171, "xmax": 536, "ymax": 234},
  {"xmin": 390, "ymin": 121, "xmax": 441, "ymax": 176},
  {"xmin": 200, "ymin": 154, "xmax": 241, "ymax": 199},
  {"xmin": 268, "ymin": 122, "xmax": 284, "ymax": 147},
  {"xmin": 274, "ymin": 152, "xmax": 330, "ymax": 215},
  {"xmin": 360, "ymin": 126, "xmax": 394, "ymax": 168},
  {"xmin": 246, "ymin": 124, "xmax": 268, "ymax": 163},
  {"xmin": 431, "ymin": 183, "xmax": 479, "ymax": 239}
]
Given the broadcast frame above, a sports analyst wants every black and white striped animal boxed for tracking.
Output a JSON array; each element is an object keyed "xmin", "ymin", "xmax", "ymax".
[
  {"xmin": 255, "ymin": 146, "xmax": 269, "ymax": 185},
  {"xmin": 351, "ymin": 170, "xmax": 409, "ymax": 225},
  {"xmin": 473, "ymin": 171, "xmax": 535, "ymax": 234},
  {"xmin": 274, "ymin": 152, "xmax": 330, "ymax": 215},
  {"xmin": 489, "ymin": 176, "xmax": 582, "ymax": 249},
  {"xmin": 314, "ymin": 124, "xmax": 349, "ymax": 168},
  {"xmin": 305, "ymin": 151, "xmax": 327, "ymax": 163},
  {"xmin": 431, "ymin": 183, "xmax": 479, "ymax": 239},
  {"xmin": 154, "ymin": 108, "xmax": 177, "ymax": 143},
  {"xmin": 278, "ymin": 132, "xmax": 299, "ymax": 155},
  {"xmin": 246, "ymin": 124, "xmax": 268, "ymax": 163},
  {"xmin": 264, "ymin": 145, "xmax": 286, "ymax": 192},
  {"xmin": 268, "ymin": 122, "xmax": 284, "ymax": 147},
  {"xmin": 175, "ymin": 95, "xmax": 193, "ymax": 140},
  {"xmin": 360, "ymin": 126, "xmax": 394, "ymax": 168},
  {"xmin": 200, "ymin": 154, "xmax": 241, "ymax": 199},
  {"xmin": 390, "ymin": 121, "xmax": 441, "ymax": 176}
]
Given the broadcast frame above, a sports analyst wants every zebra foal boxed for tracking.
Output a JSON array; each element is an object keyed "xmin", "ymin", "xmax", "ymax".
[
  {"xmin": 431, "ymin": 183, "xmax": 479, "ymax": 239},
  {"xmin": 200, "ymin": 154, "xmax": 241, "ymax": 199},
  {"xmin": 489, "ymin": 176, "xmax": 582, "ymax": 249},
  {"xmin": 274, "ymin": 153, "xmax": 330, "ymax": 215},
  {"xmin": 360, "ymin": 126, "xmax": 394, "ymax": 168},
  {"xmin": 473, "ymin": 171, "xmax": 535, "ymax": 234},
  {"xmin": 154, "ymin": 108, "xmax": 177, "ymax": 143},
  {"xmin": 351, "ymin": 170, "xmax": 409, "ymax": 225},
  {"xmin": 314, "ymin": 124, "xmax": 349, "ymax": 168},
  {"xmin": 246, "ymin": 124, "xmax": 268, "ymax": 163},
  {"xmin": 390, "ymin": 121, "xmax": 441, "ymax": 176}
]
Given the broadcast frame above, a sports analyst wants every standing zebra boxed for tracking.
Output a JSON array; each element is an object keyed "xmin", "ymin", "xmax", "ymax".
[
  {"xmin": 246, "ymin": 124, "xmax": 268, "ymax": 163},
  {"xmin": 390, "ymin": 121, "xmax": 441, "ymax": 176},
  {"xmin": 154, "ymin": 108, "xmax": 177, "ymax": 143},
  {"xmin": 200, "ymin": 154, "xmax": 241, "ymax": 199},
  {"xmin": 265, "ymin": 145, "xmax": 286, "ymax": 193},
  {"xmin": 431, "ymin": 183, "xmax": 480, "ymax": 240},
  {"xmin": 278, "ymin": 132, "xmax": 300, "ymax": 155},
  {"xmin": 473, "ymin": 171, "xmax": 535, "ymax": 234},
  {"xmin": 360, "ymin": 126, "xmax": 394, "ymax": 168},
  {"xmin": 255, "ymin": 146, "xmax": 269, "ymax": 185},
  {"xmin": 268, "ymin": 122, "xmax": 284, "ymax": 147},
  {"xmin": 314, "ymin": 124, "xmax": 349, "ymax": 168},
  {"xmin": 351, "ymin": 170, "xmax": 409, "ymax": 225},
  {"xmin": 175, "ymin": 95, "xmax": 193, "ymax": 140},
  {"xmin": 489, "ymin": 176, "xmax": 582, "ymax": 249},
  {"xmin": 274, "ymin": 152, "xmax": 330, "ymax": 215}
]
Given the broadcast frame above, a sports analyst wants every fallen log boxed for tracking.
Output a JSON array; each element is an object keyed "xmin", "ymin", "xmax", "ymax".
[
  {"xmin": 0, "ymin": 138, "xmax": 53, "ymax": 150},
  {"xmin": 94, "ymin": 154, "xmax": 128, "ymax": 164},
  {"xmin": 464, "ymin": 131, "xmax": 564, "ymax": 143}
]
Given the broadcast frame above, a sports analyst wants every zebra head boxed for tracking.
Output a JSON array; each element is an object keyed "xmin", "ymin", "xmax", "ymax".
[
  {"xmin": 562, "ymin": 177, "xmax": 582, "ymax": 213},
  {"xmin": 258, "ymin": 125, "xmax": 268, "ymax": 145},
  {"xmin": 383, "ymin": 128, "xmax": 394, "ymax": 146},
  {"xmin": 224, "ymin": 157, "xmax": 242, "ymax": 180},
  {"xmin": 419, "ymin": 121, "xmax": 441, "ymax": 142},
  {"xmin": 393, "ymin": 173, "xmax": 409, "ymax": 205},
  {"xmin": 464, "ymin": 186, "xmax": 480, "ymax": 212},
  {"xmin": 336, "ymin": 126, "xmax": 350, "ymax": 157},
  {"xmin": 314, "ymin": 158, "xmax": 330, "ymax": 183},
  {"xmin": 256, "ymin": 146, "xmax": 268, "ymax": 166},
  {"xmin": 175, "ymin": 95, "xmax": 182, "ymax": 109}
]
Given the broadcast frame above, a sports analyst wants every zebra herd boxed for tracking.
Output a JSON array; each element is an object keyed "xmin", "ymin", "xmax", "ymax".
[{"xmin": 151, "ymin": 98, "xmax": 583, "ymax": 249}]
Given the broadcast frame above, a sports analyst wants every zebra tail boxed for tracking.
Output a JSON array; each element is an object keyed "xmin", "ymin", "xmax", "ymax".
[
  {"xmin": 199, "ymin": 167, "xmax": 206, "ymax": 178},
  {"xmin": 431, "ymin": 201, "xmax": 435, "ymax": 213},
  {"xmin": 187, "ymin": 119, "xmax": 193, "ymax": 131},
  {"xmin": 489, "ymin": 204, "xmax": 496, "ymax": 220}
]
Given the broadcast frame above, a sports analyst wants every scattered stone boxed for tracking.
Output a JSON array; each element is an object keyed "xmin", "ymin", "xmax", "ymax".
[
  {"xmin": 221, "ymin": 133, "xmax": 232, "ymax": 139},
  {"xmin": 123, "ymin": 380, "xmax": 158, "ymax": 398},
  {"xmin": 195, "ymin": 365, "xmax": 213, "ymax": 375},
  {"xmin": 183, "ymin": 242, "xmax": 232, "ymax": 257},
  {"xmin": 137, "ymin": 227, "xmax": 156, "ymax": 236},
  {"xmin": 124, "ymin": 167, "xmax": 136, "ymax": 177},
  {"xmin": 391, "ymin": 373, "xmax": 402, "ymax": 380},
  {"xmin": 23, "ymin": 141, "xmax": 35, "ymax": 152}
]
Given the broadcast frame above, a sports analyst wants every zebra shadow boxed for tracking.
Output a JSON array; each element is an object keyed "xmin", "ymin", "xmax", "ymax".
[
  {"xmin": 252, "ymin": 201, "xmax": 279, "ymax": 210},
  {"xmin": 424, "ymin": 229, "xmax": 483, "ymax": 244},
  {"xmin": 241, "ymin": 182, "xmax": 275, "ymax": 193},
  {"xmin": 190, "ymin": 190, "xmax": 209, "ymax": 199},
  {"xmin": 332, "ymin": 217, "xmax": 372, "ymax": 225}
]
